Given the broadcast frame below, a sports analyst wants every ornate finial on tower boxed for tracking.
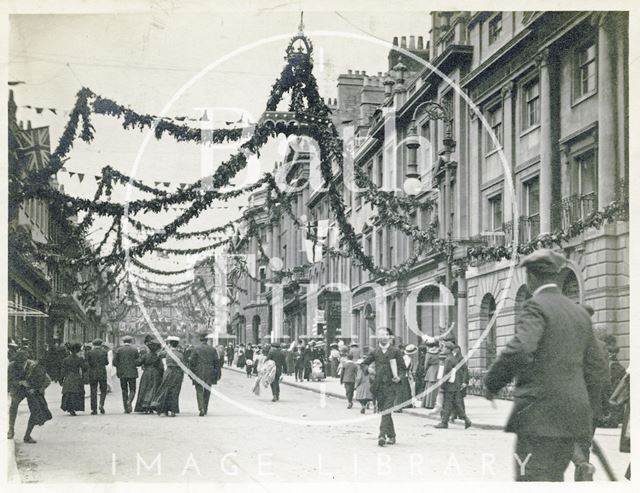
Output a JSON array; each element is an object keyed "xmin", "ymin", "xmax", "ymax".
[{"xmin": 285, "ymin": 12, "xmax": 313, "ymax": 64}]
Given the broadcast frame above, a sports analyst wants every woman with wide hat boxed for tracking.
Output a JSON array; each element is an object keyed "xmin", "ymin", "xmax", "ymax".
[
  {"xmin": 134, "ymin": 340, "xmax": 164, "ymax": 413},
  {"xmin": 60, "ymin": 342, "xmax": 88, "ymax": 416},
  {"xmin": 151, "ymin": 336, "xmax": 184, "ymax": 417}
]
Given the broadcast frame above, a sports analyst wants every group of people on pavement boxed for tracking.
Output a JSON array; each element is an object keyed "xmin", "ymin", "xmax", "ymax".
[
  {"xmin": 6, "ymin": 249, "xmax": 631, "ymax": 481},
  {"xmin": 233, "ymin": 338, "xmax": 337, "ymax": 382},
  {"xmin": 7, "ymin": 331, "xmax": 223, "ymax": 443},
  {"xmin": 107, "ymin": 332, "xmax": 221, "ymax": 417}
]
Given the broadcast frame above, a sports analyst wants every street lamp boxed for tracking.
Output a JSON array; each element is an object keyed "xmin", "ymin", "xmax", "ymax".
[
  {"xmin": 405, "ymin": 100, "xmax": 456, "ymax": 328},
  {"xmin": 406, "ymin": 100, "xmax": 455, "ymax": 179}
]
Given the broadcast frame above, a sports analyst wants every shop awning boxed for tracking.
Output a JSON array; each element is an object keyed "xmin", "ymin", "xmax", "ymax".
[{"xmin": 8, "ymin": 300, "xmax": 48, "ymax": 318}]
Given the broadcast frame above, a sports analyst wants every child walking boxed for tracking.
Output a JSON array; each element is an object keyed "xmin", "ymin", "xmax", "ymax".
[{"xmin": 354, "ymin": 360, "xmax": 374, "ymax": 414}]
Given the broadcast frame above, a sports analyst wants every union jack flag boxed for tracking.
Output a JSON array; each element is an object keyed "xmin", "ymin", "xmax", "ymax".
[{"xmin": 14, "ymin": 126, "xmax": 50, "ymax": 171}]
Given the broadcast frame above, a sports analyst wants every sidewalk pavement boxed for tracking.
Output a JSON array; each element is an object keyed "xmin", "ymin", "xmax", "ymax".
[
  {"xmin": 225, "ymin": 365, "xmax": 510, "ymax": 429},
  {"xmin": 223, "ymin": 365, "xmax": 623, "ymax": 439}
]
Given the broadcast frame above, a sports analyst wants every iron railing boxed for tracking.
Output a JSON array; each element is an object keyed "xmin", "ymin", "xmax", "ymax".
[
  {"xmin": 554, "ymin": 193, "xmax": 597, "ymax": 229},
  {"xmin": 518, "ymin": 214, "xmax": 540, "ymax": 243},
  {"xmin": 466, "ymin": 368, "xmax": 514, "ymax": 400}
]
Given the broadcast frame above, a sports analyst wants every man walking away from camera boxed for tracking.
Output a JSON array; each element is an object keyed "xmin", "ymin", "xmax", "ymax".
[{"xmin": 485, "ymin": 249, "xmax": 608, "ymax": 481}]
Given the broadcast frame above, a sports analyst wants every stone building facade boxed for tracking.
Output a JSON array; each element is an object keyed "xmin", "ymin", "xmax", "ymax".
[{"xmin": 228, "ymin": 11, "xmax": 629, "ymax": 368}]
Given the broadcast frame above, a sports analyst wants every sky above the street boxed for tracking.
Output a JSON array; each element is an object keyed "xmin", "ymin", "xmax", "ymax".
[{"xmin": 9, "ymin": 8, "xmax": 430, "ymax": 274}]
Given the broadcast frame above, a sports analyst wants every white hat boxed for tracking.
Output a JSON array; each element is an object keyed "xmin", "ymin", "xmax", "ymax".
[
  {"xmin": 166, "ymin": 336, "xmax": 180, "ymax": 342},
  {"xmin": 205, "ymin": 333, "xmax": 215, "ymax": 339}
]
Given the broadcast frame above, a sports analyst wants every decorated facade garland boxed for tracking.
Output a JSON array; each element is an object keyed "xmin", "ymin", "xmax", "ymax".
[
  {"xmin": 452, "ymin": 197, "xmax": 629, "ymax": 272},
  {"xmin": 92, "ymin": 94, "xmax": 245, "ymax": 144},
  {"xmin": 127, "ymin": 271, "xmax": 195, "ymax": 288},
  {"xmin": 129, "ymin": 256, "xmax": 194, "ymax": 276},
  {"xmin": 10, "ymin": 31, "xmax": 632, "ymax": 293}
]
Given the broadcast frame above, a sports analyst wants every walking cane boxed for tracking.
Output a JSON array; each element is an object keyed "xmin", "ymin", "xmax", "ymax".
[{"xmin": 591, "ymin": 439, "xmax": 617, "ymax": 481}]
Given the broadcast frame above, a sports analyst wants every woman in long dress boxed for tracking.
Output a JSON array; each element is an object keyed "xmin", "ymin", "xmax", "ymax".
[
  {"xmin": 151, "ymin": 337, "xmax": 184, "ymax": 417},
  {"xmin": 134, "ymin": 341, "xmax": 164, "ymax": 413},
  {"xmin": 8, "ymin": 350, "xmax": 52, "ymax": 443},
  {"xmin": 394, "ymin": 345, "xmax": 414, "ymax": 411},
  {"xmin": 423, "ymin": 344, "xmax": 441, "ymax": 409},
  {"xmin": 236, "ymin": 346, "xmax": 246, "ymax": 369},
  {"xmin": 60, "ymin": 342, "xmax": 88, "ymax": 416}
]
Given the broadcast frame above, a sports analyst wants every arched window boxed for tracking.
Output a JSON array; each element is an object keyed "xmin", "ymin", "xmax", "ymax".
[
  {"xmin": 417, "ymin": 285, "xmax": 440, "ymax": 337},
  {"xmin": 515, "ymin": 285, "xmax": 532, "ymax": 325},
  {"xmin": 560, "ymin": 268, "xmax": 580, "ymax": 303},
  {"xmin": 480, "ymin": 293, "xmax": 497, "ymax": 369},
  {"xmin": 364, "ymin": 303, "xmax": 376, "ymax": 329}
]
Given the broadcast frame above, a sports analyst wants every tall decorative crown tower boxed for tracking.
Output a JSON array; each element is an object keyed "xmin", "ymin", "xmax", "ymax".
[{"xmin": 285, "ymin": 12, "xmax": 313, "ymax": 65}]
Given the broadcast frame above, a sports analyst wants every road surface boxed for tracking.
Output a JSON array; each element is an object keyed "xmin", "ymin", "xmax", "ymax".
[{"xmin": 10, "ymin": 367, "xmax": 627, "ymax": 483}]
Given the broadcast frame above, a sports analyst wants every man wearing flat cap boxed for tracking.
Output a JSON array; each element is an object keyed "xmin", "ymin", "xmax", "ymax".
[
  {"xmin": 86, "ymin": 338, "xmax": 109, "ymax": 415},
  {"xmin": 188, "ymin": 332, "xmax": 220, "ymax": 416},
  {"xmin": 485, "ymin": 249, "xmax": 608, "ymax": 481},
  {"xmin": 434, "ymin": 341, "xmax": 472, "ymax": 429},
  {"xmin": 113, "ymin": 335, "xmax": 140, "ymax": 413}
]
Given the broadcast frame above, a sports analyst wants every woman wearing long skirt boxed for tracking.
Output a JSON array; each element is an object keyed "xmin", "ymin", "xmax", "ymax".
[
  {"xmin": 151, "ymin": 337, "xmax": 184, "ymax": 417},
  {"xmin": 61, "ymin": 343, "xmax": 88, "ymax": 416},
  {"xmin": 394, "ymin": 345, "xmax": 414, "ymax": 411},
  {"xmin": 423, "ymin": 345, "xmax": 441, "ymax": 409},
  {"xmin": 134, "ymin": 341, "xmax": 164, "ymax": 413},
  {"xmin": 8, "ymin": 350, "xmax": 53, "ymax": 443}
]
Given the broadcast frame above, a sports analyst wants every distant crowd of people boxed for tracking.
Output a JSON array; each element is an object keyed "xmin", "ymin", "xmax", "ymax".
[{"xmin": 228, "ymin": 333, "xmax": 472, "ymax": 427}]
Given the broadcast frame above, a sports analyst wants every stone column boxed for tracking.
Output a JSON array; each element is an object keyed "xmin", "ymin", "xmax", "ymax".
[
  {"xmin": 597, "ymin": 13, "xmax": 618, "ymax": 207},
  {"xmin": 457, "ymin": 275, "xmax": 468, "ymax": 355},
  {"xmin": 501, "ymin": 82, "xmax": 516, "ymax": 227},
  {"xmin": 616, "ymin": 17, "xmax": 627, "ymax": 192},
  {"xmin": 438, "ymin": 281, "xmax": 447, "ymax": 330},
  {"xmin": 266, "ymin": 226, "xmax": 273, "ymax": 274},
  {"xmin": 538, "ymin": 48, "xmax": 553, "ymax": 234}
]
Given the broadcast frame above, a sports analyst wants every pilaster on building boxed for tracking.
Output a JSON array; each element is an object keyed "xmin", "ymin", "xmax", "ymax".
[{"xmin": 228, "ymin": 11, "xmax": 629, "ymax": 369}]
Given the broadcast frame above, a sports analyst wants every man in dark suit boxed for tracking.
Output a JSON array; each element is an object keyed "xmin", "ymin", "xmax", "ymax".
[
  {"xmin": 361, "ymin": 327, "xmax": 403, "ymax": 446},
  {"xmin": 267, "ymin": 342, "xmax": 287, "ymax": 402},
  {"xmin": 340, "ymin": 353, "xmax": 358, "ymax": 408},
  {"xmin": 485, "ymin": 249, "xmax": 608, "ymax": 481},
  {"xmin": 86, "ymin": 338, "xmax": 109, "ymax": 415},
  {"xmin": 188, "ymin": 332, "xmax": 220, "ymax": 416},
  {"xmin": 113, "ymin": 335, "xmax": 139, "ymax": 413},
  {"xmin": 434, "ymin": 341, "xmax": 472, "ymax": 429},
  {"xmin": 44, "ymin": 338, "xmax": 67, "ymax": 383}
]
